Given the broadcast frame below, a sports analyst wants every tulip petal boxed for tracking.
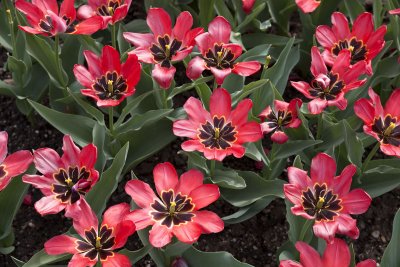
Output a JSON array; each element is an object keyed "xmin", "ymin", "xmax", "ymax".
[
  {"xmin": 232, "ymin": 61, "xmax": 261, "ymax": 77},
  {"xmin": 321, "ymin": 238, "xmax": 351, "ymax": 267},
  {"xmin": 192, "ymin": 210, "xmax": 224, "ymax": 233},
  {"xmin": 147, "ymin": 8, "xmax": 172, "ymax": 37},
  {"xmin": 149, "ymin": 224, "xmax": 173, "ymax": 248},
  {"xmin": 125, "ymin": 209, "xmax": 154, "ymax": 230},
  {"xmin": 341, "ymin": 189, "xmax": 372, "ymax": 214},
  {"xmin": 175, "ymin": 169, "xmax": 204, "ymax": 196},
  {"xmin": 45, "ymin": 235, "xmax": 79, "ymax": 255},
  {"xmin": 296, "ymin": 241, "xmax": 323, "ymax": 267},
  {"xmin": 210, "ymin": 88, "xmax": 231, "ymax": 118},
  {"xmin": 152, "ymin": 64, "xmax": 176, "ymax": 89},
  {"xmin": 208, "ymin": 16, "xmax": 231, "ymax": 44},
  {"xmin": 186, "ymin": 57, "xmax": 207, "ymax": 81},
  {"xmin": 153, "ymin": 162, "xmax": 179, "ymax": 194},
  {"xmin": 189, "ymin": 184, "xmax": 220, "ymax": 210},
  {"xmin": 35, "ymin": 196, "xmax": 65, "ymax": 215},
  {"xmin": 310, "ymin": 153, "xmax": 336, "ymax": 185},
  {"xmin": 125, "ymin": 180, "xmax": 157, "ymax": 208},
  {"xmin": 102, "ymin": 253, "xmax": 131, "ymax": 267},
  {"xmin": 173, "ymin": 11, "xmax": 193, "ymax": 41},
  {"xmin": 173, "ymin": 222, "xmax": 202, "ymax": 244}
]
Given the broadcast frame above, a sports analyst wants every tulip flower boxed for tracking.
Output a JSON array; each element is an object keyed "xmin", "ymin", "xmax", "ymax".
[
  {"xmin": 295, "ymin": 0, "xmax": 321, "ymax": 13},
  {"xmin": 242, "ymin": 0, "xmax": 256, "ymax": 14}
]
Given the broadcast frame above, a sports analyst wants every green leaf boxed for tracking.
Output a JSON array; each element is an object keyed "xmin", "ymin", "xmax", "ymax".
[
  {"xmin": 183, "ymin": 247, "xmax": 252, "ymax": 267},
  {"xmin": 211, "ymin": 169, "xmax": 246, "ymax": 189},
  {"xmin": 92, "ymin": 122, "xmax": 108, "ymax": 172},
  {"xmin": 271, "ymin": 140, "xmax": 322, "ymax": 160},
  {"xmin": 67, "ymin": 89, "xmax": 105, "ymax": 125},
  {"xmin": 232, "ymin": 79, "xmax": 269, "ymax": 106},
  {"xmin": 119, "ymin": 245, "xmax": 152, "ymax": 264},
  {"xmin": 221, "ymin": 171, "xmax": 284, "ymax": 207},
  {"xmin": 214, "ymin": 0, "xmax": 234, "ymax": 25},
  {"xmin": 242, "ymin": 33, "xmax": 302, "ymax": 48},
  {"xmin": 235, "ymin": 3, "xmax": 266, "ymax": 32},
  {"xmin": 198, "ymin": 0, "xmax": 216, "ymax": 28},
  {"xmin": 381, "ymin": 208, "xmax": 400, "ymax": 267},
  {"xmin": 222, "ymin": 196, "xmax": 274, "ymax": 224},
  {"xmin": 358, "ymin": 166, "xmax": 400, "ymax": 198},
  {"xmin": 236, "ymin": 44, "xmax": 271, "ymax": 63},
  {"xmin": 0, "ymin": 80, "xmax": 16, "ymax": 97},
  {"xmin": 343, "ymin": 121, "xmax": 364, "ymax": 167},
  {"xmin": 116, "ymin": 109, "xmax": 173, "ymax": 134},
  {"xmin": 168, "ymin": 76, "xmax": 213, "ymax": 100},
  {"xmin": 86, "ymin": 142, "xmax": 129, "ymax": 216},
  {"xmin": 28, "ymin": 100, "xmax": 95, "ymax": 146},
  {"xmin": 286, "ymin": 201, "xmax": 313, "ymax": 243},
  {"xmin": 22, "ymin": 249, "xmax": 70, "ymax": 267},
  {"xmin": 344, "ymin": 0, "xmax": 365, "ymax": 22},
  {"xmin": 179, "ymin": 151, "xmax": 208, "ymax": 173}
]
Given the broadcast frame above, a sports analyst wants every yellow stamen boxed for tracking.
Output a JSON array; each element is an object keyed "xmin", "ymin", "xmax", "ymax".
[
  {"xmin": 108, "ymin": 6, "xmax": 114, "ymax": 15},
  {"xmin": 6, "ymin": 10, "xmax": 13, "ymax": 25},
  {"xmin": 217, "ymin": 51, "xmax": 223, "ymax": 63},
  {"xmin": 169, "ymin": 201, "xmax": 177, "ymax": 214},
  {"xmin": 107, "ymin": 80, "xmax": 114, "ymax": 93},
  {"xmin": 348, "ymin": 46, "xmax": 354, "ymax": 52},
  {"xmin": 384, "ymin": 122, "xmax": 396, "ymax": 136},
  {"xmin": 277, "ymin": 117, "xmax": 283, "ymax": 126},
  {"xmin": 95, "ymin": 236, "xmax": 102, "ymax": 249},
  {"xmin": 65, "ymin": 178, "xmax": 73, "ymax": 187},
  {"xmin": 215, "ymin": 128, "xmax": 220, "ymax": 139},
  {"xmin": 165, "ymin": 44, "xmax": 171, "ymax": 58},
  {"xmin": 316, "ymin": 197, "xmax": 325, "ymax": 209}
]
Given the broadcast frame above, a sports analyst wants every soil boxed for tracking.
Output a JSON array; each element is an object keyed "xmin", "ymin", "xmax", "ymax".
[{"xmin": 0, "ymin": 1, "xmax": 399, "ymax": 267}]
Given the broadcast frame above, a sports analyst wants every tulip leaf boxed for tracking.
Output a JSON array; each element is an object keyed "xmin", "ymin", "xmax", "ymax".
[
  {"xmin": 183, "ymin": 247, "xmax": 252, "ymax": 267},
  {"xmin": 235, "ymin": 3, "xmax": 266, "ymax": 32},
  {"xmin": 198, "ymin": 0, "xmax": 216, "ymax": 28},
  {"xmin": 119, "ymin": 245, "xmax": 152, "ymax": 264},
  {"xmin": 357, "ymin": 166, "xmax": 400, "ymax": 198},
  {"xmin": 86, "ymin": 142, "xmax": 129, "ymax": 216},
  {"xmin": 211, "ymin": 169, "xmax": 246, "ymax": 189},
  {"xmin": 21, "ymin": 249, "xmax": 70, "ymax": 267},
  {"xmin": 381, "ymin": 208, "xmax": 400, "ymax": 267},
  {"xmin": 222, "ymin": 196, "xmax": 274, "ymax": 224},
  {"xmin": 271, "ymin": 140, "xmax": 322, "ymax": 160},
  {"xmin": 115, "ymin": 109, "xmax": 173, "ymax": 134},
  {"xmin": 179, "ymin": 151, "xmax": 209, "ymax": 173}
]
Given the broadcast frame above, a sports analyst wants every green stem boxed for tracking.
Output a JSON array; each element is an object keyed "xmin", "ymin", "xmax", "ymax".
[
  {"xmin": 362, "ymin": 142, "xmax": 380, "ymax": 172},
  {"xmin": 162, "ymin": 89, "xmax": 168, "ymax": 109},
  {"xmin": 111, "ymin": 23, "xmax": 117, "ymax": 49},
  {"xmin": 54, "ymin": 35, "xmax": 66, "ymax": 87},
  {"xmin": 109, "ymin": 107, "xmax": 114, "ymax": 133},
  {"xmin": 316, "ymin": 113, "xmax": 323, "ymax": 140},
  {"xmin": 210, "ymin": 160, "xmax": 216, "ymax": 178},
  {"xmin": 213, "ymin": 79, "xmax": 218, "ymax": 90},
  {"xmin": 299, "ymin": 219, "xmax": 313, "ymax": 241},
  {"xmin": 6, "ymin": 9, "xmax": 18, "ymax": 59}
]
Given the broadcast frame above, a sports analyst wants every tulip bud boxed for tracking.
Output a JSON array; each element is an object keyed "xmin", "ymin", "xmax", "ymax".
[{"xmin": 171, "ymin": 257, "xmax": 188, "ymax": 267}]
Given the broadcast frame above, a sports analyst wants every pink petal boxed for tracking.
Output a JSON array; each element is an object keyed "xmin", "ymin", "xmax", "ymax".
[
  {"xmin": 149, "ymin": 224, "xmax": 173, "ymax": 248},
  {"xmin": 336, "ymin": 214, "xmax": 359, "ymax": 239},
  {"xmin": 242, "ymin": 0, "xmax": 256, "ymax": 14},
  {"xmin": 308, "ymin": 98, "xmax": 328, "ymax": 114},
  {"xmin": 332, "ymin": 164, "xmax": 356, "ymax": 196},
  {"xmin": 271, "ymin": 131, "xmax": 289, "ymax": 144},
  {"xmin": 77, "ymin": 5, "xmax": 96, "ymax": 20},
  {"xmin": 232, "ymin": 61, "xmax": 261, "ymax": 77},
  {"xmin": 321, "ymin": 238, "xmax": 351, "ymax": 267},
  {"xmin": 287, "ymin": 167, "xmax": 311, "ymax": 189},
  {"xmin": 230, "ymin": 99, "xmax": 252, "ymax": 126},
  {"xmin": 102, "ymin": 253, "xmax": 131, "ymax": 267},
  {"xmin": 22, "ymin": 174, "xmax": 53, "ymax": 195},
  {"xmin": 316, "ymin": 25, "xmax": 336, "ymax": 49},
  {"xmin": 313, "ymin": 220, "xmax": 339, "ymax": 244},
  {"xmin": 384, "ymin": 89, "xmax": 400, "ymax": 118},
  {"xmin": 122, "ymin": 53, "xmax": 141, "ymax": 89},
  {"xmin": 147, "ymin": 8, "xmax": 172, "ymax": 37},
  {"xmin": 131, "ymin": 48, "xmax": 155, "ymax": 64},
  {"xmin": 208, "ymin": 16, "xmax": 231, "ymax": 44},
  {"xmin": 173, "ymin": 11, "xmax": 193, "ymax": 41},
  {"xmin": 65, "ymin": 199, "xmax": 98, "ymax": 237},
  {"xmin": 223, "ymin": 44, "xmax": 243, "ymax": 60},
  {"xmin": 186, "ymin": 57, "xmax": 207, "ymax": 81},
  {"xmin": 331, "ymin": 50, "xmax": 351, "ymax": 75},
  {"xmin": 175, "ymin": 169, "xmax": 204, "ymax": 196},
  {"xmin": 354, "ymin": 98, "xmax": 375, "ymax": 125},
  {"xmin": 331, "ymin": 12, "xmax": 350, "ymax": 40},
  {"xmin": 112, "ymin": 219, "xmax": 136, "ymax": 249},
  {"xmin": 181, "ymin": 140, "xmax": 205, "ymax": 153},
  {"xmin": 296, "ymin": 241, "xmax": 323, "ymax": 267},
  {"xmin": 236, "ymin": 122, "xmax": 263, "ymax": 143},
  {"xmin": 352, "ymin": 12, "xmax": 374, "ymax": 42},
  {"xmin": 83, "ymin": 50, "xmax": 102, "ymax": 78},
  {"xmin": 47, "ymin": 10, "xmax": 67, "ymax": 35},
  {"xmin": 192, "ymin": 210, "xmax": 224, "ymax": 233},
  {"xmin": 380, "ymin": 144, "xmax": 400, "ymax": 158},
  {"xmin": 295, "ymin": 0, "xmax": 320, "ymax": 13},
  {"xmin": 15, "ymin": 0, "xmax": 44, "ymax": 27},
  {"xmin": 153, "ymin": 162, "xmax": 179, "ymax": 195},
  {"xmin": 173, "ymin": 222, "xmax": 202, "ymax": 244},
  {"xmin": 368, "ymin": 87, "xmax": 384, "ymax": 117},
  {"xmin": 35, "ymin": 196, "xmax": 65, "ymax": 215},
  {"xmin": 210, "ymin": 88, "xmax": 232, "ymax": 118},
  {"xmin": 73, "ymin": 16, "xmax": 104, "ymax": 35},
  {"xmin": 291, "ymin": 81, "xmax": 313, "ymax": 99},
  {"xmin": 68, "ymin": 253, "xmax": 96, "ymax": 267},
  {"xmin": 59, "ymin": 0, "xmax": 76, "ymax": 24},
  {"xmin": 183, "ymin": 96, "xmax": 210, "ymax": 123},
  {"xmin": 171, "ymin": 47, "xmax": 193, "ymax": 62},
  {"xmin": 310, "ymin": 153, "xmax": 336, "ymax": 185},
  {"xmin": 356, "ymin": 260, "xmax": 377, "ymax": 267},
  {"xmin": 79, "ymin": 144, "xmax": 97, "ymax": 169},
  {"xmin": 284, "ymin": 184, "xmax": 304, "ymax": 206},
  {"xmin": 341, "ymin": 189, "xmax": 372, "ymax": 214},
  {"xmin": 195, "ymin": 32, "xmax": 213, "ymax": 55},
  {"xmin": 125, "ymin": 209, "xmax": 154, "ymax": 230},
  {"xmin": 173, "ymin": 120, "xmax": 199, "ymax": 138},
  {"xmin": 123, "ymin": 32, "xmax": 154, "ymax": 48},
  {"xmin": 310, "ymin": 46, "xmax": 327, "ymax": 76},
  {"xmin": 2, "ymin": 150, "xmax": 32, "ymax": 177},
  {"xmin": 102, "ymin": 203, "xmax": 131, "ymax": 231},
  {"xmin": 44, "ymin": 235, "xmax": 79, "ymax": 255},
  {"xmin": 210, "ymin": 67, "xmax": 232, "ymax": 85},
  {"xmin": 125, "ymin": 180, "xmax": 157, "ymax": 208},
  {"xmin": 73, "ymin": 64, "xmax": 94, "ymax": 88},
  {"xmin": 279, "ymin": 260, "xmax": 303, "ymax": 267},
  {"xmin": 33, "ymin": 148, "xmax": 63, "ymax": 176},
  {"xmin": 152, "ymin": 64, "xmax": 176, "ymax": 89},
  {"xmin": 61, "ymin": 135, "xmax": 80, "ymax": 167},
  {"xmin": 189, "ymin": 184, "xmax": 220, "ymax": 210},
  {"xmin": 101, "ymin": 45, "xmax": 121, "ymax": 74},
  {"xmin": 111, "ymin": 5, "xmax": 129, "ymax": 24}
]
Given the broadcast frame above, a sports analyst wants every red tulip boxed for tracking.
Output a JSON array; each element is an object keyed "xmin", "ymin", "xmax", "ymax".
[
  {"xmin": 123, "ymin": 8, "xmax": 203, "ymax": 89},
  {"xmin": 291, "ymin": 46, "xmax": 366, "ymax": 114},
  {"xmin": 78, "ymin": 0, "xmax": 132, "ymax": 27},
  {"xmin": 389, "ymin": 8, "xmax": 400, "ymax": 15},
  {"xmin": 173, "ymin": 88, "xmax": 262, "ymax": 161},
  {"xmin": 45, "ymin": 200, "xmax": 135, "ymax": 267},
  {"xmin": 0, "ymin": 131, "xmax": 33, "ymax": 191},
  {"xmin": 242, "ymin": 0, "xmax": 256, "ymax": 14},
  {"xmin": 354, "ymin": 88, "xmax": 400, "ymax": 158},
  {"xmin": 125, "ymin": 162, "xmax": 224, "ymax": 248},
  {"xmin": 186, "ymin": 16, "xmax": 261, "ymax": 85},
  {"xmin": 259, "ymin": 98, "xmax": 302, "ymax": 144},
  {"xmin": 284, "ymin": 153, "xmax": 371, "ymax": 243},
  {"xmin": 74, "ymin": 45, "xmax": 141, "ymax": 107},
  {"xmin": 280, "ymin": 238, "xmax": 376, "ymax": 267},
  {"xmin": 23, "ymin": 135, "xmax": 98, "ymax": 215},
  {"xmin": 295, "ymin": 0, "xmax": 321, "ymax": 13},
  {"xmin": 15, "ymin": 0, "xmax": 103, "ymax": 36},
  {"xmin": 316, "ymin": 12, "xmax": 387, "ymax": 75}
]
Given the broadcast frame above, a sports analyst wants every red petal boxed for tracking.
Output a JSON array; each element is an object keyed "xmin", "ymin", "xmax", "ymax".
[
  {"xmin": 195, "ymin": 32, "xmax": 213, "ymax": 55},
  {"xmin": 125, "ymin": 209, "xmax": 154, "ymax": 230},
  {"xmin": 171, "ymin": 47, "xmax": 193, "ymax": 62},
  {"xmin": 102, "ymin": 203, "xmax": 131, "ymax": 230},
  {"xmin": 368, "ymin": 87, "xmax": 384, "ymax": 117},
  {"xmin": 101, "ymin": 45, "xmax": 121, "ymax": 74},
  {"xmin": 0, "ymin": 131, "xmax": 8, "ymax": 163},
  {"xmin": 186, "ymin": 57, "xmax": 207, "ymax": 81},
  {"xmin": 331, "ymin": 50, "xmax": 351, "ymax": 75},
  {"xmin": 332, "ymin": 164, "xmax": 356, "ymax": 196},
  {"xmin": 77, "ymin": 5, "xmax": 96, "ymax": 20},
  {"xmin": 287, "ymin": 167, "xmax": 311, "ymax": 189},
  {"xmin": 47, "ymin": 10, "xmax": 67, "ymax": 35},
  {"xmin": 22, "ymin": 174, "xmax": 53, "ymax": 195},
  {"xmin": 233, "ymin": 61, "xmax": 261, "ymax": 77},
  {"xmin": 242, "ymin": 0, "xmax": 256, "ymax": 14},
  {"xmin": 79, "ymin": 144, "xmax": 97, "ymax": 169},
  {"xmin": 291, "ymin": 81, "xmax": 313, "ymax": 99},
  {"xmin": 153, "ymin": 162, "xmax": 179, "ymax": 194},
  {"xmin": 35, "ymin": 195, "xmax": 65, "ymax": 215},
  {"xmin": 295, "ymin": 0, "xmax": 320, "ymax": 13},
  {"xmin": 203, "ymin": 148, "xmax": 229, "ymax": 161},
  {"xmin": 230, "ymin": 99, "xmax": 252, "ymax": 126},
  {"xmin": 356, "ymin": 260, "xmax": 377, "ymax": 267},
  {"xmin": 384, "ymin": 89, "xmax": 400, "ymax": 118},
  {"xmin": 192, "ymin": 210, "xmax": 224, "ymax": 233},
  {"xmin": 308, "ymin": 98, "xmax": 327, "ymax": 114},
  {"xmin": 61, "ymin": 135, "xmax": 80, "ymax": 167},
  {"xmin": 65, "ymin": 199, "xmax": 98, "ymax": 237},
  {"xmin": 310, "ymin": 46, "xmax": 327, "ymax": 76},
  {"xmin": 122, "ymin": 53, "xmax": 141, "ymax": 89},
  {"xmin": 112, "ymin": 220, "xmax": 135, "ymax": 249},
  {"xmin": 236, "ymin": 122, "xmax": 263, "ymax": 143},
  {"xmin": 223, "ymin": 44, "xmax": 243, "ymax": 60},
  {"xmin": 173, "ymin": 222, "xmax": 202, "ymax": 244},
  {"xmin": 313, "ymin": 220, "xmax": 339, "ymax": 244},
  {"xmin": 17, "ymin": 26, "xmax": 45, "ymax": 35},
  {"xmin": 229, "ymin": 144, "xmax": 246, "ymax": 159},
  {"xmin": 173, "ymin": 11, "xmax": 193, "ymax": 41},
  {"xmin": 189, "ymin": 184, "xmax": 219, "ymax": 210},
  {"xmin": 210, "ymin": 67, "xmax": 232, "ymax": 85},
  {"xmin": 336, "ymin": 214, "xmax": 359, "ymax": 239},
  {"xmin": 181, "ymin": 140, "xmax": 205, "ymax": 153},
  {"xmin": 352, "ymin": 12, "xmax": 374, "ymax": 42},
  {"xmin": 44, "ymin": 234, "xmax": 78, "ymax": 255},
  {"xmin": 83, "ymin": 50, "xmax": 102, "ymax": 78},
  {"xmin": 33, "ymin": 148, "xmax": 63, "ymax": 176},
  {"xmin": 147, "ymin": 8, "xmax": 172, "ymax": 37},
  {"xmin": 149, "ymin": 224, "xmax": 173, "ymax": 247},
  {"xmin": 112, "ymin": 5, "xmax": 128, "ymax": 24},
  {"xmin": 341, "ymin": 189, "xmax": 371, "ymax": 214},
  {"xmin": 316, "ymin": 25, "xmax": 336, "ymax": 49},
  {"xmin": 310, "ymin": 153, "xmax": 336, "ymax": 185},
  {"xmin": 125, "ymin": 180, "xmax": 157, "ymax": 208},
  {"xmin": 59, "ymin": 0, "xmax": 76, "ymax": 23},
  {"xmin": 102, "ymin": 253, "xmax": 131, "ymax": 267},
  {"xmin": 380, "ymin": 143, "xmax": 400, "ymax": 158},
  {"xmin": 284, "ymin": 184, "xmax": 304, "ymax": 206},
  {"xmin": 331, "ymin": 12, "xmax": 350, "ymax": 39},
  {"xmin": 210, "ymin": 88, "xmax": 231, "ymax": 118},
  {"xmin": 152, "ymin": 64, "xmax": 176, "ymax": 89},
  {"xmin": 73, "ymin": 16, "xmax": 103, "ymax": 35},
  {"xmin": 123, "ymin": 32, "xmax": 154, "ymax": 48},
  {"xmin": 74, "ymin": 64, "xmax": 94, "ymax": 88},
  {"xmin": 183, "ymin": 27, "xmax": 204, "ymax": 47},
  {"xmin": 271, "ymin": 131, "xmax": 289, "ymax": 144},
  {"xmin": 183, "ymin": 97, "xmax": 209, "ymax": 122},
  {"xmin": 69, "ymin": 253, "xmax": 97, "ymax": 267},
  {"xmin": 321, "ymin": 238, "xmax": 351, "ymax": 267},
  {"xmin": 173, "ymin": 120, "xmax": 199, "ymax": 138},
  {"xmin": 32, "ymin": 0, "xmax": 58, "ymax": 14},
  {"xmin": 208, "ymin": 16, "xmax": 231, "ymax": 44},
  {"xmin": 295, "ymin": 241, "xmax": 323, "ymax": 267},
  {"xmin": 15, "ymin": 0, "xmax": 44, "ymax": 27},
  {"xmin": 279, "ymin": 260, "xmax": 303, "ymax": 267},
  {"xmin": 175, "ymin": 169, "xmax": 204, "ymax": 196},
  {"xmin": 354, "ymin": 98, "xmax": 375, "ymax": 125}
]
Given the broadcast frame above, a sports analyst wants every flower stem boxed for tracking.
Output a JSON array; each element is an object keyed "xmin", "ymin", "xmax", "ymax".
[
  {"xmin": 6, "ymin": 9, "xmax": 18, "ymax": 59},
  {"xmin": 109, "ymin": 107, "xmax": 114, "ymax": 134},
  {"xmin": 362, "ymin": 142, "xmax": 380, "ymax": 172},
  {"xmin": 213, "ymin": 79, "xmax": 218, "ymax": 90},
  {"xmin": 210, "ymin": 160, "xmax": 216, "ymax": 178},
  {"xmin": 54, "ymin": 35, "xmax": 66, "ymax": 88},
  {"xmin": 316, "ymin": 113, "xmax": 323, "ymax": 140},
  {"xmin": 162, "ymin": 89, "xmax": 168, "ymax": 109},
  {"xmin": 111, "ymin": 23, "xmax": 117, "ymax": 49},
  {"xmin": 299, "ymin": 219, "xmax": 313, "ymax": 241}
]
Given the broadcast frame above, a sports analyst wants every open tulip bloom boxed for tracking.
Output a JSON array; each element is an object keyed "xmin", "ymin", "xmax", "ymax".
[
  {"xmin": 291, "ymin": 46, "xmax": 366, "ymax": 114},
  {"xmin": 295, "ymin": 0, "xmax": 321, "ymax": 13},
  {"xmin": 186, "ymin": 16, "xmax": 261, "ymax": 85},
  {"xmin": 284, "ymin": 153, "xmax": 372, "ymax": 243},
  {"xmin": 0, "ymin": 131, "xmax": 33, "ymax": 191},
  {"xmin": 259, "ymin": 98, "xmax": 303, "ymax": 144},
  {"xmin": 45, "ymin": 200, "xmax": 135, "ymax": 267},
  {"xmin": 123, "ymin": 8, "xmax": 203, "ymax": 89},
  {"xmin": 316, "ymin": 12, "xmax": 387, "ymax": 75},
  {"xmin": 23, "ymin": 135, "xmax": 98, "ymax": 215},
  {"xmin": 173, "ymin": 88, "xmax": 262, "ymax": 161},
  {"xmin": 280, "ymin": 238, "xmax": 376, "ymax": 267},
  {"xmin": 125, "ymin": 162, "xmax": 224, "ymax": 248},
  {"xmin": 74, "ymin": 45, "xmax": 141, "ymax": 107},
  {"xmin": 15, "ymin": 0, "xmax": 104, "ymax": 36},
  {"xmin": 354, "ymin": 88, "xmax": 400, "ymax": 157},
  {"xmin": 77, "ymin": 0, "xmax": 132, "ymax": 27}
]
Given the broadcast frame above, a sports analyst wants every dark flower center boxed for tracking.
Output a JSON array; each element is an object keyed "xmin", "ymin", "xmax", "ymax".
[
  {"xmin": 265, "ymin": 110, "xmax": 293, "ymax": 132},
  {"xmin": 0, "ymin": 165, "xmax": 6, "ymax": 179},
  {"xmin": 150, "ymin": 189, "xmax": 195, "ymax": 228},
  {"xmin": 97, "ymin": 0, "xmax": 120, "ymax": 16},
  {"xmin": 52, "ymin": 166, "xmax": 91, "ymax": 204},
  {"xmin": 198, "ymin": 116, "xmax": 237, "ymax": 149},
  {"xmin": 302, "ymin": 183, "xmax": 342, "ymax": 222},
  {"xmin": 92, "ymin": 72, "xmax": 128, "ymax": 100},
  {"xmin": 150, "ymin": 35, "xmax": 183, "ymax": 68},
  {"xmin": 372, "ymin": 115, "xmax": 400, "ymax": 146},
  {"xmin": 203, "ymin": 44, "xmax": 235, "ymax": 70},
  {"xmin": 38, "ymin": 15, "xmax": 53, "ymax": 33},
  {"xmin": 62, "ymin": 15, "xmax": 77, "ymax": 34},
  {"xmin": 76, "ymin": 226, "xmax": 115, "ymax": 261},
  {"xmin": 332, "ymin": 37, "xmax": 368, "ymax": 64},
  {"xmin": 309, "ymin": 73, "xmax": 345, "ymax": 101}
]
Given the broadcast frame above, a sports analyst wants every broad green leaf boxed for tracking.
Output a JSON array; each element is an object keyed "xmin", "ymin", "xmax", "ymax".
[
  {"xmin": 183, "ymin": 247, "xmax": 252, "ymax": 267},
  {"xmin": 164, "ymin": 242, "xmax": 192, "ymax": 258},
  {"xmin": 222, "ymin": 196, "xmax": 274, "ymax": 224},
  {"xmin": 116, "ymin": 109, "xmax": 173, "ymax": 134},
  {"xmin": 344, "ymin": 0, "xmax": 365, "ymax": 22},
  {"xmin": 266, "ymin": 0, "xmax": 295, "ymax": 34},
  {"xmin": 211, "ymin": 169, "xmax": 246, "ymax": 189},
  {"xmin": 168, "ymin": 76, "xmax": 213, "ymax": 100},
  {"xmin": 343, "ymin": 121, "xmax": 364, "ymax": 167},
  {"xmin": 86, "ymin": 142, "xmax": 129, "ymax": 216},
  {"xmin": 271, "ymin": 140, "xmax": 322, "ymax": 160},
  {"xmin": 92, "ymin": 122, "xmax": 108, "ymax": 172},
  {"xmin": 242, "ymin": 33, "xmax": 301, "ymax": 48},
  {"xmin": 22, "ymin": 249, "xmax": 70, "ymax": 267},
  {"xmin": 67, "ymin": 89, "xmax": 105, "ymax": 125},
  {"xmin": 236, "ymin": 44, "xmax": 271, "ymax": 63},
  {"xmin": 0, "ymin": 80, "xmax": 16, "ymax": 97},
  {"xmin": 381, "ymin": 208, "xmax": 400, "ymax": 267},
  {"xmin": 286, "ymin": 201, "xmax": 313, "ymax": 243},
  {"xmin": 198, "ymin": 0, "xmax": 216, "ymax": 28},
  {"xmin": 235, "ymin": 3, "xmax": 266, "ymax": 32},
  {"xmin": 214, "ymin": 0, "xmax": 234, "ymax": 25},
  {"xmin": 357, "ymin": 166, "xmax": 400, "ymax": 198},
  {"xmin": 119, "ymin": 245, "xmax": 152, "ymax": 264},
  {"xmin": 232, "ymin": 79, "xmax": 269, "ymax": 106},
  {"xmin": 179, "ymin": 151, "xmax": 208, "ymax": 173}
]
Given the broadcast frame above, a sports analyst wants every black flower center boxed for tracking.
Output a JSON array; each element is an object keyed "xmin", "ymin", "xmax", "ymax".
[
  {"xmin": 52, "ymin": 166, "xmax": 91, "ymax": 204},
  {"xmin": 92, "ymin": 72, "xmax": 128, "ymax": 100},
  {"xmin": 309, "ymin": 73, "xmax": 345, "ymax": 101},
  {"xmin": 203, "ymin": 44, "xmax": 235, "ymax": 70},
  {"xmin": 62, "ymin": 15, "xmax": 76, "ymax": 34},
  {"xmin": 97, "ymin": 0, "xmax": 120, "ymax": 16},
  {"xmin": 198, "ymin": 116, "xmax": 237, "ymax": 149},
  {"xmin": 38, "ymin": 15, "xmax": 53, "ymax": 33},
  {"xmin": 150, "ymin": 35, "xmax": 183, "ymax": 68},
  {"xmin": 150, "ymin": 189, "xmax": 195, "ymax": 228},
  {"xmin": 76, "ymin": 226, "xmax": 115, "ymax": 261},
  {"xmin": 0, "ymin": 165, "xmax": 7, "ymax": 179},
  {"xmin": 332, "ymin": 37, "xmax": 368, "ymax": 64},
  {"xmin": 372, "ymin": 115, "xmax": 400, "ymax": 146},
  {"xmin": 302, "ymin": 183, "xmax": 342, "ymax": 222},
  {"xmin": 264, "ymin": 110, "xmax": 293, "ymax": 132}
]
